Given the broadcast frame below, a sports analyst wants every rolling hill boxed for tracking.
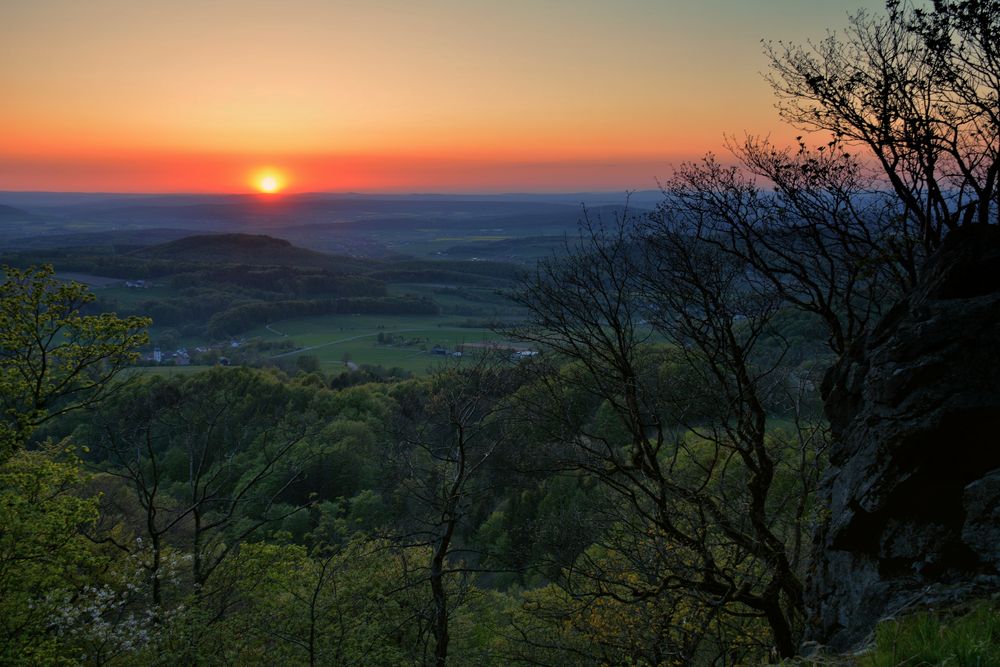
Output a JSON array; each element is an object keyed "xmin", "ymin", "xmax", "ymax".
[{"xmin": 131, "ymin": 233, "xmax": 362, "ymax": 270}]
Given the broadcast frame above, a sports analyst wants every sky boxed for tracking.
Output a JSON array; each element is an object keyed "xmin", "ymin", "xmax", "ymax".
[{"xmin": 1, "ymin": 0, "xmax": 882, "ymax": 194}]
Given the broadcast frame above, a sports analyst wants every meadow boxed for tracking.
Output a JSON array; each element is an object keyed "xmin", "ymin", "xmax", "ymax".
[{"xmin": 246, "ymin": 313, "xmax": 505, "ymax": 374}]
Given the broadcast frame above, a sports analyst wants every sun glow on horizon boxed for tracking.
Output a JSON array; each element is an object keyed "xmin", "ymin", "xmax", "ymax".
[
  {"xmin": 2, "ymin": 1, "xmax": 886, "ymax": 194},
  {"xmin": 252, "ymin": 169, "xmax": 286, "ymax": 194}
]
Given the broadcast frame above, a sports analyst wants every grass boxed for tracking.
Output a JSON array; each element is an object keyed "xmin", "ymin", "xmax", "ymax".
[
  {"xmin": 101, "ymin": 285, "xmax": 176, "ymax": 307},
  {"xmin": 784, "ymin": 602, "xmax": 1000, "ymax": 666},
  {"xmin": 246, "ymin": 313, "xmax": 516, "ymax": 374},
  {"xmin": 859, "ymin": 602, "xmax": 1000, "ymax": 667},
  {"xmin": 127, "ymin": 365, "xmax": 208, "ymax": 378}
]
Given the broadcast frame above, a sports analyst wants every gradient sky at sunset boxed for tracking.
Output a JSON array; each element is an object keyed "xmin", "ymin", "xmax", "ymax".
[{"xmin": 2, "ymin": 0, "xmax": 882, "ymax": 193}]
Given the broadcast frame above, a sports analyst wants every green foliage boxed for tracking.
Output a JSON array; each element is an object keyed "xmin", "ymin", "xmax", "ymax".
[
  {"xmin": 295, "ymin": 353, "xmax": 321, "ymax": 374},
  {"xmin": 0, "ymin": 253, "xmax": 837, "ymax": 665},
  {"xmin": 447, "ymin": 588, "xmax": 520, "ymax": 666},
  {"xmin": 860, "ymin": 603, "xmax": 1000, "ymax": 667},
  {"xmin": 0, "ymin": 265, "xmax": 149, "ymax": 459},
  {"xmin": 0, "ymin": 446, "xmax": 101, "ymax": 665},
  {"xmin": 170, "ymin": 265, "xmax": 384, "ymax": 297},
  {"xmin": 223, "ymin": 539, "xmax": 427, "ymax": 666}
]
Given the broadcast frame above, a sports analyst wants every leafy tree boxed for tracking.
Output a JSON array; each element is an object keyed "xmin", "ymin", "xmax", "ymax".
[
  {"xmin": 84, "ymin": 368, "xmax": 326, "ymax": 613},
  {"xmin": 0, "ymin": 265, "xmax": 149, "ymax": 460},
  {"xmin": 233, "ymin": 539, "xmax": 427, "ymax": 666},
  {"xmin": 386, "ymin": 357, "xmax": 525, "ymax": 667},
  {"xmin": 0, "ymin": 446, "xmax": 101, "ymax": 665},
  {"xmin": 0, "ymin": 266, "xmax": 148, "ymax": 662},
  {"xmin": 296, "ymin": 354, "xmax": 321, "ymax": 374},
  {"xmin": 508, "ymin": 563, "xmax": 766, "ymax": 667}
]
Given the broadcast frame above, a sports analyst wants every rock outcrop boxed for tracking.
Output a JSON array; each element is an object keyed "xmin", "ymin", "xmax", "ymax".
[{"xmin": 808, "ymin": 225, "xmax": 1000, "ymax": 651}]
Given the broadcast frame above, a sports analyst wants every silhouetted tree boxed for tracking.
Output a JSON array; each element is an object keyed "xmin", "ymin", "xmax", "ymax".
[
  {"xmin": 509, "ymin": 211, "xmax": 825, "ymax": 660},
  {"xmin": 656, "ymin": 137, "xmax": 907, "ymax": 355},
  {"xmin": 765, "ymin": 0, "xmax": 999, "ymax": 251}
]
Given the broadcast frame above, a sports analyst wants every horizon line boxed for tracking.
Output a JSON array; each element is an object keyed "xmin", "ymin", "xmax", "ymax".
[{"xmin": 0, "ymin": 188, "xmax": 665, "ymax": 198}]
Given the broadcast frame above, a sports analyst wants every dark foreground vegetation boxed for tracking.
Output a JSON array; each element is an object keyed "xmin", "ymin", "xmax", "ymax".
[{"xmin": 2, "ymin": 1, "xmax": 999, "ymax": 665}]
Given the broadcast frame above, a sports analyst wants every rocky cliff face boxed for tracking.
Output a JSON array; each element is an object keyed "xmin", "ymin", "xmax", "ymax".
[{"xmin": 808, "ymin": 225, "xmax": 1000, "ymax": 651}]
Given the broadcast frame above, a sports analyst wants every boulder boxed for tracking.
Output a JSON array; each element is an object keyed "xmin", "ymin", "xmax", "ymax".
[{"xmin": 807, "ymin": 225, "xmax": 1000, "ymax": 651}]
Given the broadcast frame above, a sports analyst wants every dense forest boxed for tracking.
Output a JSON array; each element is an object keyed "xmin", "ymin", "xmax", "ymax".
[{"xmin": 2, "ymin": 2, "xmax": 999, "ymax": 665}]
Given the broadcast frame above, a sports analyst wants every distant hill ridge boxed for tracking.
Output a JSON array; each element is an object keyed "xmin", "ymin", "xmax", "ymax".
[
  {"xmin": 0, "ymin": 204, "xmax": 35, "ymax": 221},
  {"xmin": 132, "ymin": 233, "xmax": 342, "ymax": 268},
  {"xmin": 2, "ymin": 231, "xmax": 524, "ymax": 286}
]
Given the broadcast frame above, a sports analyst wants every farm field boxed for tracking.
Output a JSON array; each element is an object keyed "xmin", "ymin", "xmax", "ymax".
[
  {"xmin": 19, "ymin": 233, "xmax": 537, "ymax": 377},
  {"xmin": 98, "ymin": 284, "xmax": 175, "ymax": 307},
  {"xmin": 131, "ymin": 365, "xmax": 212, "ymax": 378},
  {"xmin": 246, "ymin": 313, "xmax": 520, "ymax": 374}
]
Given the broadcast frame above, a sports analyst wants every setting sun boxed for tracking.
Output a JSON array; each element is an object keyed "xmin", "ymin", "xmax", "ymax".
[{"xmin": 254, "ymin": 170, "xmax": 285, "ymax": 194}]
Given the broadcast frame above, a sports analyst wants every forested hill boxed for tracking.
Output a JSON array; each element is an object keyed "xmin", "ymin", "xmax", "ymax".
[
  {"xmin": 0, "ymin": 232, "xmax": 527, "ymax": 340},
  {"xmin": 0, "ymin": 232, "xmax": 523, "ymax": 286},
  {"xmin": 0, "ymin": 204, "xmax": 35, "ymax": 221},
  {"xmin": 132, "ymin": 233, "xmax": 345, "ymax": 269}
]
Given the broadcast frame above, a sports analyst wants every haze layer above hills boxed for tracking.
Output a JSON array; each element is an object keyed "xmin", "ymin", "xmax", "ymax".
[{"xmin": 0, "ymin": 191, "xmax": 658, "ymax": 261}]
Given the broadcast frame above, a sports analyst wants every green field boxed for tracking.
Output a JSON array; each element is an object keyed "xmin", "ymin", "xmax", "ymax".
[
  {"xmin": 100, "ymin": 284, "xmax": 176, "ymax": 307},
  {"xmin": 246, "ymin": 313, "xmax": 512, "ymax": 374},
  {"xmin": 128, "ymin": 365, "xmax": 213, "ymax": 378},
  {"xmin": 97, "ymin": 274, "xmax": 530, "ymax": 377}
]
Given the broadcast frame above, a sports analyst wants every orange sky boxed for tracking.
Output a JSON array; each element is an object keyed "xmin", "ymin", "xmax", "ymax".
[{"xmin": 1, "ymin": 0, "xmax": 881, "ymax": 193}]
